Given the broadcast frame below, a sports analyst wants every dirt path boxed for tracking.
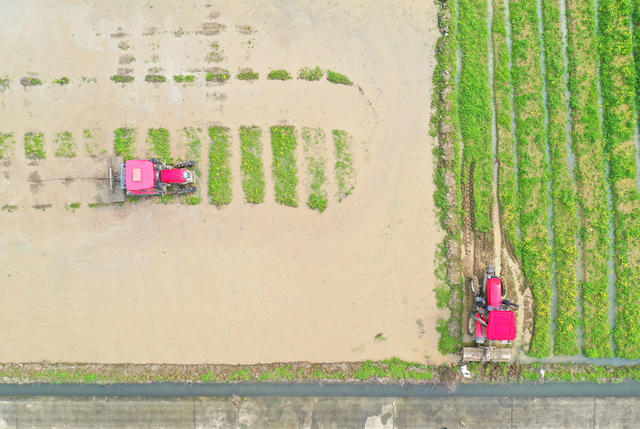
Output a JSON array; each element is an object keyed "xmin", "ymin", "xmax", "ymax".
[{"xmin": 0, "ymin": 0, "xmax": 445, "ymax": 364}]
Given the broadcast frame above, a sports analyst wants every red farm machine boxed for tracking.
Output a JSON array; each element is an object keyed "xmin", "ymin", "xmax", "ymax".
[
  {"xmin": 108, "ymin": 157, "xmax": 197, "ymax": 202},
  {"xmin": 462, "ymin": 265, "xmax": 519, "ymax": 362}
]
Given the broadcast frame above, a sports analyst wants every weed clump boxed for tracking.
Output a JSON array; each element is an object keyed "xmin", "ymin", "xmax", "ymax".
[
  {"xmin": 332, "ymin": 129, "xmax": 355, "ymax": 201},
  {"xmin": 206, "ymin": 69, "xmax": 230, "ymax": 82},
  {"xmin": 145, "ymin": 74, "xmax": 167, "ymax": 83},
  {"xmin": 173, "ymin": 75, "xmax": 196, "ymax": 83},
  {"xmin": 54, "ymin": 131, "xmax": 76, "ymax": 158},
  {"xmin": 111, "ymin": 75, "xmax": 134, "ymax": 83},
  {"xmin": 327, "ymin": 70, "xmax": 352, "ymax": 85},
  {"xmin": 53, "ymin": 77, "xmax": 70, "ymax": 86},
  {"xmin": 302, "ymin": 127, "xmax": 328, "ymax": 212},
  {"xmin": 267, "ymin": 69, "xmax": 292, "ymax": 80},
  {"xmin": 298, "ymin": 66, "xmax": 323, "ymax": 81},
  {"xmin": 0, "ymin": 132, "xmax": 15, "ymax": 160},
  {"xmin": 24, "ymin": 132, "xmax": 46, "ymax": 159},
  {"xmin": 236, "ymin": 68, "xmax": 259, "ymax": 81}
]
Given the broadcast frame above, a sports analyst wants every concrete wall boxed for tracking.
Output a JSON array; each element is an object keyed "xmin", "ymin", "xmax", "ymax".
[{"xmin": 0, "ymin": 396, "xmax": 639, "ymax": 428}]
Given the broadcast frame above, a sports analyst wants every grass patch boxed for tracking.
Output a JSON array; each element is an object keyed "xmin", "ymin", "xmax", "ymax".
[
  {"xmin": 206, "ymin": 69, "xmax": 230, "ymax": 82},
  {"xmin": 0, "ymin": 77, "xmax": 9, "ymax": 91},
  {"xmin": 147, "ymin": 128, "xmax": 172, "ymax": 164},
  {"xmin": 111, "ymin": 75, "xmax": 134, "ymax": 83},
  {"xmin": 270, "ymin": 125, "xmax": 298, "ymax": 207},
  {"xmin": 1, "ymin": 205, "xmax": 18, "ymax": 212},
  {"xmin": 145, "ymin": 74, "xmax": 167, "ymax": 83},
  {"xmin": 88, "ymin": 202, "xmax": 110, "ymax": 208},
  {"xmin": 566, "ymin": 0, "xmax": 613, "ymax": 357},
  {"xmin": 157, "ymin": 194, "xmax": 174, "ymax": 204},
  {"xmin": 510, "ymin": 0, "xmax": 553, "ymax": 357},
  {"xmin": 20, "ymin": 77, "xmax": 42, "ymax": 87},
  {"xmin": 239, "ymin": 126, "xmax": 265, "ymax": 204},
  {"xmin": 459, "ymin": 0, "xmax": 493, "ymax": 233},
  {"xmin": 183, "ymin": 127, "xmax": 202, "ymax": 205},
  {"xmin": 267, "ymin": 69, "xmax": 292, "ymax": 80},
  {"xmin": 24, "ymin": 132, "xmax": 45, "ymax": 159},
  {"xmin": 541, "ymin": 0, "xmax": 581, "ymax": 355},
  {"xmin": 327, "ymin": 70, "xmax": 352, "ymax": 85},
  {"xmin": 32, "ymin": 204, "xmax": 52, "ymax": 211},
  {"xmin": 208, "ymin": 126, "xmax": 232, "ymax": 207},
  {"xmin": 173, "ymin": 74, "xmax": 196, "ymax": 83},
  {"xmin": 298, "ymin": 66, "xmax": 323, "ymax": 81},
  {"xmin": 236, "ymin": 68, "xmax": 259, "ymax": 80},
  {"xmin": 53, "ymin": 77, "xmax": 70, "ymax": 86},
  {"xmin": 0, "ymin": 132, "xmax": 15, "ymax": 160},
  {"xmin": 332, "ymin": 129, "xmax": 355, "ymax": 201},
  {"xmin": 54, "ymin": 131, "xmax": 76, "ymax": 158},
  {"xmin": 114, "ymin": 128, "xmax": 135, "ymax": 160},
  {"xmin": 302, "ymin": 127, "xmax": 328, "ymax": 212},
  {"xmin": 65, "ymin": 202, "xmax": 81, "ymax": 212}
]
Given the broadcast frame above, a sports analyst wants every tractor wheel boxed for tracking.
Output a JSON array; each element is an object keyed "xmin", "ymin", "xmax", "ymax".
[
  {"xmin": 468, "ymin": 315, "xmax": 476, "ymax": 336},
  {"xmin": 177, "ymin": 185, "xmax": 197, "ymax": 195},
  {"xmin": 174, "ymin": 160, "xmax": 196, "ymax": 169}
]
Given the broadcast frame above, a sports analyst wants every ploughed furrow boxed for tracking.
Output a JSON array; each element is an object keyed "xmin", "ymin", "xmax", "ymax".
[
  {"xmin": 565, "ymin": 0, "xmax": 613, "ymax": 357},
  {"xmin": 458, "ymin": 0, "xmax": 494, "ymax": 234},
  {"xmin": 541, "ymin": 0, "xmax": 581, "ymax": 355},
  {"xmin": 492, "ymin": 0, "xmax": 519, "ymax": 254},
  {"xmin": 598, "ymin": 0, "xmax": 640, "ymax": 358},
  {"xmin": 509, "ymin": 0, "xmax": 554, "ymax": 357}
]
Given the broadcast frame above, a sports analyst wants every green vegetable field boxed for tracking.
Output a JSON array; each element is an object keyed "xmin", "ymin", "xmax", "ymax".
[{"xmin": 433, "ymin": 0, "xmax": 640, "ymax": 358}]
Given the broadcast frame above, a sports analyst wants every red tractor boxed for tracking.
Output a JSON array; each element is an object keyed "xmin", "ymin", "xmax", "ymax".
[
  {"xmin": 108, "ymin": 157, "xmax": 197, "ymax": 202},
  {"xmin": 463, "ymin": 265, "xmax": 519, "ymax": 362}
]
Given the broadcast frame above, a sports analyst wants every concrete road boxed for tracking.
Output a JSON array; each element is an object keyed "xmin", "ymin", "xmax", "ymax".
[{"xmin": 0, "ymin": 396, "xmax": 639, "ymax": 428}]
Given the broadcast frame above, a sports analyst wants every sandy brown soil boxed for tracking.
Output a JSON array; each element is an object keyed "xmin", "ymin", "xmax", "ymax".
[{"xmin": 0, "ymin": 0, "xmax": 444, "ymax": 364}]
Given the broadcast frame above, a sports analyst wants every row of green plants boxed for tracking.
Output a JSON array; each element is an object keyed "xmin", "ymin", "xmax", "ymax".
[
  {"xmin": 24, "ymin": 132, "xmax": 46, "ymax": 159},
  {"xmin": 565, "ymin": 0, "xmax": 613, "ymax": 357},
  {"xmin": 491, "ymin": 0, "xmax": 519, "ymax": 253},
  {"xmin": 510, "ymin": 0, "xmax": 554, "ymax": 357},
  {"xmin": 239, "ymin": 126, "xmax": 266, "ymax": 204},
  {"xmin": 147, "ymin": 128, "xmax": 172, "ymax": 163},
  {"xmin": 270, "ymin": 125, "xmax": 298, "ymax": 207},
  {"xmin": 183, "ymin": 127, "xmax": 202, "ymax": 205},
  {"xmin": 54, "ymin": 131, "xmax": 76, "ymax": 158},
  {"xmin": 430, "ymin": 0, "xmax": 463, "ymax": 355},
  {"xmin": 597, "ymin": 0, "xmax": 640, "ymax": 358},
  {"xmin": 458, "ymin": 0, "xmax": 493, "ymax": 234},
  {"xmin": 0, "ymin": 132, "xmax": 15, "ymax": 160},
  {"xmin": 332, "ymin": 129, "xmax": 355, "ymax": 201},
  {"xmin": 302, "ymin": 127, "xmax": 329, "ymax": 212},
  {"xmin": 541, "ymin": 0, "xmax": 581, "ymax": 356},
  {"xmin": 208, "ymin": 126, "xmax": 232, "ymax": 207},
  {"xmin": 114, "ymin": 128, "xmax": 136, "ymax": 160}
]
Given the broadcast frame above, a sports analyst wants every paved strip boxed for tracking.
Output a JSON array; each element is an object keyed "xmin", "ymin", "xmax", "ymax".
[
  {"xmin": 0, "ymin": 396, "xmax": 638, "ymax": 428},
  {"xmin": 2, "ymin": 382, "xmax": 640, "ymax": 397}
]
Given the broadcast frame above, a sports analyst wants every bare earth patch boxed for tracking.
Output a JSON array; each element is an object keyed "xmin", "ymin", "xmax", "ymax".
[{"xmin": 0, "ymin": 0, "xmax": 445, "ymax": 364}]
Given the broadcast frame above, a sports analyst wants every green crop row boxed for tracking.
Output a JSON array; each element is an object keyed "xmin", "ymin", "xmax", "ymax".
[
  {"xmin": 24, "ymin": 132, "xmax": 46, "ymax": 159},
  {"xmin": 566, "ymin": 0, "xmax": 613, "ymax": 357},
  {"xmin": 541, "ymin": 0, "xmax": 581, "ymax": 355},
  {"xmin": 183, "ymin": 127, "xmax": 202, "ymax": 205},
  {"xmin": 332, "ymin": 129, "xmax": 355, "ymax": 201},
  {"xmin": 302, "ymin": 127, "xmax": 328, "ymax": 212},
  {"xmin": 458, "ymin": 0, "xmax": 493, "ymax": 234},
  {"xmin": 491, "ymin": 0, "xmax": 519, "ymax": 252},
  {"xmin": 510, "ymin": 0, "xmax": 553, "ymax": 357},
  {"xmin": 239, "ymin": 126, "xmax": 266, "ymax": 204},
  {"xmin": 114, "ymin": 128, "xmax": 135, "ymax": 160},
  {"xmin": 0, "ymin": 132, "xmax": 15, "ymax": 160},
  {"xmin": 430, "ymin": 0, "xmax": 463, "ymax": 355},
  {"xmin": 208, "ymin": 127, "xmax": 232, "ymax": 207},
  {"xmin": 147, "ymin": 128, "xmax": 172, "ymax": 164},
  {"xmin": 54, "ymin": 131, "xmax": 76, "ymax": 158},
  {"xmin": 598, "ymin": 0, "xmax": 640, "ymax": 358},
  {"xmin": 270, "ymin": 126, "xmax": 298, "ymax": 207}
]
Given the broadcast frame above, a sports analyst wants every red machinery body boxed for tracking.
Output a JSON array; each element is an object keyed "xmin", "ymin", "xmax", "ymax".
[
  {"xmin": 470, "ymin": 266, "xmax": 519, "ymax": 344},
  {"xmin": 121, "ymin": 159, "xmax": 196, "ymax": 196}
]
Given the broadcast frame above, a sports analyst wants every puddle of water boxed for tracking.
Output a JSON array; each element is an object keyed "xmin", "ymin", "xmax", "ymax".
[
  {"xmin": 559, "ymin": 0, "xmax": 585, "ymax": 352},
  {"xmin": 536, "ymin": 0, "xmax": 558, "ymax": 352}
]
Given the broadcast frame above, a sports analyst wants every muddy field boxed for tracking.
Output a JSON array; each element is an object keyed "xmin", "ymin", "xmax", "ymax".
[{"xmin": 0, "ymin": 0, "xmax": 446, "ymax": 364}]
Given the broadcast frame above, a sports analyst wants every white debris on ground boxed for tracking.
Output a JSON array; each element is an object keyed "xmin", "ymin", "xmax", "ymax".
[{"xmin": 460, "ymin": 364, "xmax": 471, "ymax": 378}]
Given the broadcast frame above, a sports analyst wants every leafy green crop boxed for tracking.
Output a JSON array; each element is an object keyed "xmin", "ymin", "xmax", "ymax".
[
  {"xmin": 208, "ymin": 126, "xmax": 232, "ymax": 206},
  {"xmin": 298, "ymin": 66, "xmax": 323, "ymax": 81},
  {"xmin": 326, "ymin": 70, "xmax": 352, "ymax": 85},
  {"xmin": 24, "ymin": 132, "xmax": 46, "ymax": 159},
  {"xmin": 267, "ymin": 69, "xmax": 292, "ymax": 80},
  {"xmin": 332, "ymin": 129, "xmax": 355, "ymax": 201},
  {"xmin": 239, "ymin": 126, "xmax": 265, "ymax": 204},
  {"xmin": 147, "ymin": 128, "xmax": 172, "ymax": 164},
  {"xmin": 114, "ymin": 128, "xmax": 135, "ymax": 160},
  {"xmin": 302, "ymin": 128, "xmax": 328, "ymax": 212},
  {"xmin": 270, "ymin": 126, "xmax": 298, "ymax": 207},
  {"xmin": 54, "ymin": 131, "xmax": 76, "ymax": 158}
]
